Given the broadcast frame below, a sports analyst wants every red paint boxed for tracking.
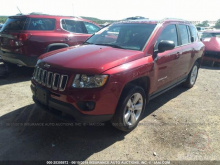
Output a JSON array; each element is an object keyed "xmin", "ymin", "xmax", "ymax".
[
  {"xmin": 0, "ymin": 14, "xmax": 101, "ymax": 66},
  {"xmin": 31, "ymin": 19, "xmax": 204, "ymax": 119}
]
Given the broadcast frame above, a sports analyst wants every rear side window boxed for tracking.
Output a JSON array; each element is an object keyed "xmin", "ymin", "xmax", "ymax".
[
  {"xmin": 189, "ymin": 26, "xmax": 198, "ymax": 42},
  {"xmin": 1, "ymin": 17, "xmax": 27, "ymax": 31},
  {"xmin": 61, "ymin": 19, "xmax": 85, "ymax": 33},
  {"xmin": 178, "ymin": 25, "xmax": 190, "ymax": 45},
  {"xmin": 27, "ymin": 18, "xmax": 55, "ymax": 30},
  {"xmin": 155, "ymin": 24, "xmax": 178, "ymax": 49},
  {"xmin": 84, "ymin": 22, "xmax": 100, "ymax": 34}
]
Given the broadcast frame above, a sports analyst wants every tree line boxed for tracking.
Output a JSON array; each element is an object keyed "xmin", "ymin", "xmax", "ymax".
[
  {"xmin": 0, "ymin": 16, "xmax": 7, "ymax": 24},
  {"xmin": 196, "ymin": 19, "xmax": 220, "ymax": 28}
]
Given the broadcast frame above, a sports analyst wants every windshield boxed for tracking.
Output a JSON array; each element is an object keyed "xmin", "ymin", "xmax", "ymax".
[
  {"xmin": 86, "ymin": 23, "xmax": 156, "ymax": 51},
  {"xmin": 201, "ymin": 32, "xmax": 220, "ymax": 39}
]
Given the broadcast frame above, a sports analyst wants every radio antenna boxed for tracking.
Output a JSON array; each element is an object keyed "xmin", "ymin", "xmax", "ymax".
[{"xmin": 17, "ymin": 6, "xmax": 22, "ymax": 15}]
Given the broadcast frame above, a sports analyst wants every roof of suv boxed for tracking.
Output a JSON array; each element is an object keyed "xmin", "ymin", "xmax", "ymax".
[
  {"xmin": 8, "ymin": 14, "xmax": 98, "ymax": 25},
  {"xmin": 116, "ymin": 18, "xmax": 192, "ymax": 25}
]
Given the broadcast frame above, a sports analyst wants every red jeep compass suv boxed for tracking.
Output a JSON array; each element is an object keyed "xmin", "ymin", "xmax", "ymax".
[
  {"xmin": 31, "ymin": 19, "xmax": 204, "ymax": 131},
  {"xmin": 0, "ymin": 14, "xmax": 100, "ymax": 67}
]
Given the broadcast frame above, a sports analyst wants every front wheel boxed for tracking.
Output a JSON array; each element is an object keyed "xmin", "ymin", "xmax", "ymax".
[
  {"xmin": 183, "ymin": 61, "xmax": 199, "ymax": 88},
  {"xmin": 111, "ymin": 85, "xmax": 146, "ymax": 132}
]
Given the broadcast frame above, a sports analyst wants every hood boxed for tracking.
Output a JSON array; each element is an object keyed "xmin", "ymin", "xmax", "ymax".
[
  {"xmin": 39, "ymin": 45, "xmax": 144, "ymax": 74},
  {"xmin": 202, "ymin": 37, "xmax": 220, "ymax": 52}
]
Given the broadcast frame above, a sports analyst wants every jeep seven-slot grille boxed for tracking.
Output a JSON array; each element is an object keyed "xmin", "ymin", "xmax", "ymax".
[{"xmin": 33, "ymin": 67, "xmax": 68, "ymax": 91}]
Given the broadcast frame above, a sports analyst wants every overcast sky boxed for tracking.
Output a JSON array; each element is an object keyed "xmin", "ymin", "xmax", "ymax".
[{"xmin": 0, "ymin": 0, "xmax": 219, "ymax": 21}]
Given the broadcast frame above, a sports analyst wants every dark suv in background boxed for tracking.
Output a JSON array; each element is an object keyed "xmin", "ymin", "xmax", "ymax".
[{"xmin": 0, "ymin": 14, "xmax": 100, "ymax": 67}]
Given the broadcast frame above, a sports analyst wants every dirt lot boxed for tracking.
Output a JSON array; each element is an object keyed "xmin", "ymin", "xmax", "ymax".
[{"xmin": 0, "ymin": 62, "xmax": 219, "ymax": 164}]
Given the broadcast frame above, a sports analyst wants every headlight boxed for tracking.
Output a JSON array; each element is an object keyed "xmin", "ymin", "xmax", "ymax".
[
  {"xmin": 36, "ymin": 59, "xmax": 42, "ymax": 66},
  {"xmin": 72, "ymin": 74, "xmax": 108, "ymax": 88}
]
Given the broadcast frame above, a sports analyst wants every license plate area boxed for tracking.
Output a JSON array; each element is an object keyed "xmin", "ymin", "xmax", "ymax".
[{"xmin": 35, "ymin": 86, "xmax": 49, "ymax": 105}]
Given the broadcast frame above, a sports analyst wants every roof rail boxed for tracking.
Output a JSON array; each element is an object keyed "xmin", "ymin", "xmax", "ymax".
[
  {"xmin": 27, "ymin": 13, "xmax": 80, "ymax": 18},
  {"xmin": 29, "ymin": 12, "xmax": 45, "ymax": 15},
  {"xmin": 160, "ymin": 18, "xmax": 190, "ymax": 23}
]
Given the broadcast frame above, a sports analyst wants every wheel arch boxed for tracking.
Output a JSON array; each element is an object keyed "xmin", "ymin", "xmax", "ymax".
[
  {"xmin": 121, "ymin": 76, "xmax": 151, "ymax": 103},
  {"xmin": 45, "ymin": 43, "xmax": 69, "ymax": 52}
]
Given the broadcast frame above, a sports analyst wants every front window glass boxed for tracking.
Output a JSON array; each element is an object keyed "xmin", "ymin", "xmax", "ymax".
[
  {"xmin": 155, "ymin": 24, "xmax": 178, "ymax": 49},
  {"xmin": 86, "ymin": 23, "xmax": 156, "ymax": 51}
]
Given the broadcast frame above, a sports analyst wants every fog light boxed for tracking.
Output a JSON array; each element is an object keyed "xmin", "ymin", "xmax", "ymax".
[{"xmin": 77, "ymin": 101, "xmax": 96, "ymax": 111}]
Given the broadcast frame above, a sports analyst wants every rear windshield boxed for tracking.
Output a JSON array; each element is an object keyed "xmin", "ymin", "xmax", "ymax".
[
  {"xmin": 1, "ymin": 17, "xmax": 55, "ymax": 31},
  {"xmin": 1, "ymin": 17, "xmax": 27, "ymax": 31}
]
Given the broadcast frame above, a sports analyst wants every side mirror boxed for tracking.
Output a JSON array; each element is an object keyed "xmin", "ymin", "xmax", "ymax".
[{"xmin": 158, "ymin": 40, "xmax": 175, "ymax": 53}]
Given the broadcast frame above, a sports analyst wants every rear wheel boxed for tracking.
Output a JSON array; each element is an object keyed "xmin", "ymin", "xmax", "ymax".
[
  {"xmin": 3, "ymin": 62, "xmax": 17, "ymax": 73},
  {"xmin": 111, "ymin": 85, "xmax": 146, "ymax": 132},
  {"xmin": 183, "ymin": 62, "xmax": 199, "ymax": 88}
]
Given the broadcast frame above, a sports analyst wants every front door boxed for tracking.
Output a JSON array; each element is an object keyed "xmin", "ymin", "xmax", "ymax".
[{"xmin": 154, "ymin": 24, "xmax": 180, "ymax": 91}]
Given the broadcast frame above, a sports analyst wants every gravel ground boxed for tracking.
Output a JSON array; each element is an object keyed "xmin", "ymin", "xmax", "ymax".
[{"xmin": 0, "ymin": 63, "xmax": 219, "ymax": 165}]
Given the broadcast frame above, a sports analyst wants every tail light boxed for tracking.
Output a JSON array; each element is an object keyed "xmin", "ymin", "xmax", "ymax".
[
  {"xmin": 18, "ymin": 33, "xmax": 30, "ymax": 41},
  {"xmin": 10, "ymin": 33, "xmax": 30, "ymax": 47},
  {"xmin": 12, "ymin": 33, "xmax": 30, "ymax": 41}
]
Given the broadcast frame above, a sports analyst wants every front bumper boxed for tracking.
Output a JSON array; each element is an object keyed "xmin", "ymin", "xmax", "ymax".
[
  {"xmin": 0, "ymin": 50, "xmax": 37, "ymax": 67},
  {"xmin": 31, "ymin": 84, "xmax": 114, "ymax": 123}
]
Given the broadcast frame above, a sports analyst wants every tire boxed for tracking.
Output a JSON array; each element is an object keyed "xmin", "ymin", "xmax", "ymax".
[
  {"xmin": 111, "ymin": 85, "xmax": 146, "ymax": 132},
  {"xmin": 183, "ymin": 61, "xmax": 199, "ymax": 88},
  {"xmin": 3, "ymin": 62, "xmax": 17, "ymax": 73}
]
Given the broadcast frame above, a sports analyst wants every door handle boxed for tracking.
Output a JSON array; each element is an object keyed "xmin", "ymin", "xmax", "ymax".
[
  {"xmin": 176, "ymin": 52, "xmax": 181, "ymax": 59},
  {"xmin": 65, "ymin": 37, "xmax": 70, "ymax": 41}
]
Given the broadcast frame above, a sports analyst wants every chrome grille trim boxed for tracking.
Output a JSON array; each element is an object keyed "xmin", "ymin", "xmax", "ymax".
[
  {"xmin": 47, "ymin": 71, "xmax": 53, "ymax": 88},
  {"xmin": 41, "ymin": 70, "xmax": 47, "ymax": 86},
  {"xmin": 33, "ymin": 67, "xmax": 68, "ymax": 91},
  {"xmin": 59, "ymin": 75, "xmax": 68, "ymax": 91},
  {"xmin": 34, "ymin": 67, "xmax": 38, "ymax": 80},
  {"xmin": 39, "ymin": 68, "xmax": 43, "ymax": 84},
  {"xmin": 52, "ymin": 73, "xmax": 60, "ymax": 90}
]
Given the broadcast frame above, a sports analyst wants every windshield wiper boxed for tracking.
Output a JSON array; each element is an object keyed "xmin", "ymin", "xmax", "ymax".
[
  {"xmin": 83, "ymin": 41, "xmax": 93, "ymax": 45},
  {"xmin": 95, "ymin": 43, "xmax": 124, "ymax": 49}
]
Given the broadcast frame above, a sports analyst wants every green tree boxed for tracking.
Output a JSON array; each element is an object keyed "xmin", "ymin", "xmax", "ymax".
[
  {"xmin": 0, "ymin": 16, "xmax": 8, "ymax": 23},
  {"xmin": 214, "ymin": 19, "xmax": 220, "ymax": 28},
  {"xmin": 196, "ymin": 20, "xmax": 209, "ymax": 27}
]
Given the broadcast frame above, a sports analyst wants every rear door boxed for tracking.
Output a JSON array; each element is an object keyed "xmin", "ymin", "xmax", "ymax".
[{"xmin": 175, "ymin": 24, "xmax": 194, "ymax": 80}]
